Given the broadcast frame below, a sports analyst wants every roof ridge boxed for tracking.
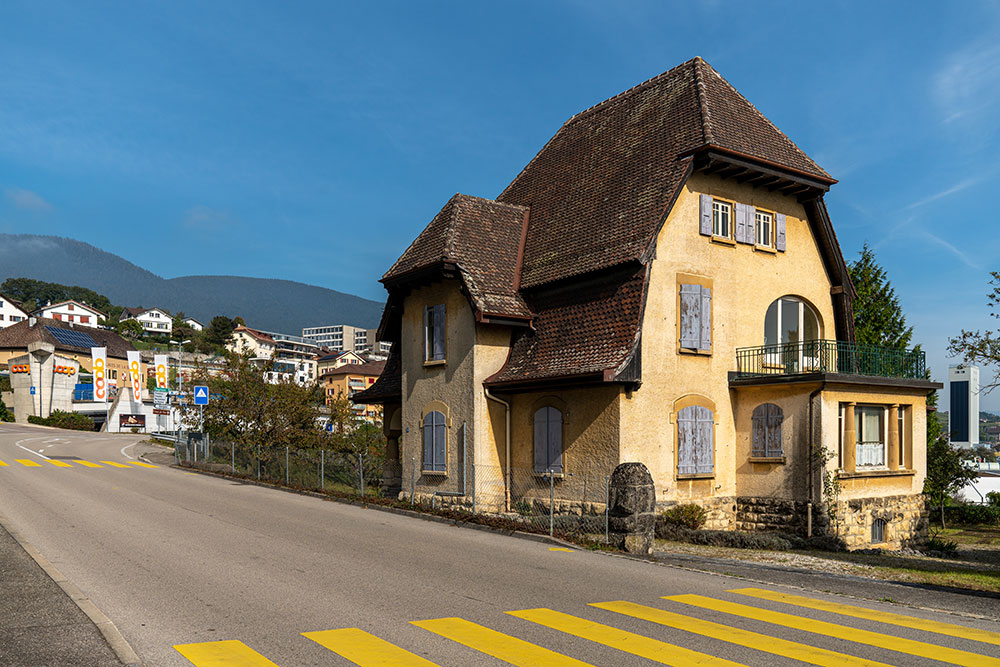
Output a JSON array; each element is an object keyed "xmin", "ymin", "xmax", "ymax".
[
  {"xmin": 444, "ymin": 193, "xmax": 462, "ymax": 260},
  {"xmin": 691, "ymin": 57, "xmax": 715, "ymax": 145}
]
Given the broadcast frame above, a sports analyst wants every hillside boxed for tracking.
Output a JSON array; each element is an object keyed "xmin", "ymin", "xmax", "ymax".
[{"xmin": 0, "ymin": 234, "xmax": 384, "ymax": 333}]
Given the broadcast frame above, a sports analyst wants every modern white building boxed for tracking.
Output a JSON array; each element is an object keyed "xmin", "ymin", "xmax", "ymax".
[
  {"xmin": 33, "ymin": 300, "xmax": 106, "ymax": 328},
  {"xmin": 302, "ymin": 323, "xmax": 390, "ymax": 356},
  {"xmin": 0, "ymin": 293, "xmax": 29, "ymax": 329},
  {"xmin": 228, "ymin": 326, "xmax": 319, "ymax": 384},
  {"xmin": 949, "ymin": 364, "xmax": 980, "ymax": 449},
  {"xmin": 120, "ymin": 307, "xmax": 173, "ymax": 335}
]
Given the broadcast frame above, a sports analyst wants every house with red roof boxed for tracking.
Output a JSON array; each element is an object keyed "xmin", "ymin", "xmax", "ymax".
[{"xmin": 356, "ymin": 58, "xmax": 938, "ymax": 549}]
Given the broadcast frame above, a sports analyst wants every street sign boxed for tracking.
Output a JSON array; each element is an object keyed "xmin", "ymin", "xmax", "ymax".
[
  {"xmin": 29, "ymin": 386, "xmax": 35, "ymax": 395},
  {"xmin": 193, "ymin": 385, "xmax": 209, "ymax": 405},
  {"xmin": 153, "ymin": 388, "xmax": 168, "ymax": 406},
  {"xmin": 153, "ymin": 408, "xmax": 170, "ymax": 416},
  {"xmin": 325, "ymin": 423, "xmax": 333, "ymax": 433}
]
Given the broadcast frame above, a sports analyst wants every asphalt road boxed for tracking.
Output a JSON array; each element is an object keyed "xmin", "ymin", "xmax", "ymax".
[{"xmin": 1, "ymin": 422, "xmax": 999, "ymax": 666}]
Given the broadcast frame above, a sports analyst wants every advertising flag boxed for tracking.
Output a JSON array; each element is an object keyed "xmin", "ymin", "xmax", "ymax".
[
  {"xmin": 154, "ymin": 354, "xmax": 168, "ymax": 390},
  {"xmin": 127, "ymin": 351, "xmax": 142, "ymax": 403},
  {"xmin": 91, "ymin": 347, "xmax": 107, "ymax": 403}
]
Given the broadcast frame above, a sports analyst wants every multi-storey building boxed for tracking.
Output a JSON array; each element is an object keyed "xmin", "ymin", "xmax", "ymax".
[
  {"xmin": 0, "ymin": 293, "xmax": 29, "ymax": 329},
  {"xmin": 321, "ymin": 360, "xmax": 385, "ymax": 423},
  {"xmin": 32, "ymin": 300, "xmax": 106, "ymax": 328},
  {"xmin": 949, "ymin": 364, "xmax": 980, "ymax": 449},
  {"xmin": 120, "ymin": 307, "xmax": 173, "ymax": 336},
  {"xmin": 229, "ymin": 326, "xmax": 319, "ymax": 384},
  {"xmin": 302, "ymin": 324, "xmax": 389, "ymax": 356}
]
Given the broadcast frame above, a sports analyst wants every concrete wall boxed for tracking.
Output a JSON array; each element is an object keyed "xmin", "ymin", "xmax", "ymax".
[{"xmin": 8, "ymin": 349, "xmax": 80, "ymax": 422}]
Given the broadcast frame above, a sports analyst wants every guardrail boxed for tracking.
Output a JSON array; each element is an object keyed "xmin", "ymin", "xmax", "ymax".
[{"xmin": 734, "ymin": 339, "xmax": 926, "ymax": 380}]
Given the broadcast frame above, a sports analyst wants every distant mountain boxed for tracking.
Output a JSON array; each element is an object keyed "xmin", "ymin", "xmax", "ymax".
[{"xmin": 0, "ymin": 234, "xmax": 384, "ymax": 333}]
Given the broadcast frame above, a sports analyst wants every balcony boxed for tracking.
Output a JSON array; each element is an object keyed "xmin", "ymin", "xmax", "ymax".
[{"xmin": 734, "ymin": 340, "xmax": 926, "ymax": 381}]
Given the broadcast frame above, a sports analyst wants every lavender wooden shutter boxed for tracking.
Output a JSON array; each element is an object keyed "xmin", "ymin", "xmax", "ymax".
[
  {"xmin": 680, "ymin": 284, "xmax": 701, "ymax": 349},
  {"xmin": 548, "ymin": 408, "xmax": 563, "ymax": 473},
  {"xmin": 699, "ymin": 194, "xmax": 712, "ymax": 236},
  {"xmin": 432, "ymin": 304, "xmax": 446, "ymax": 360},
  {"xmin": 776, "ymin": 213, "xmax": 786, "ymax": 252},
  {"xmin": 533, "ymin": 409, "xmax": 547, "ymax": 473},
  {"xmin": 433, "ymin": 417, "xmax": 447, "ymax": 471},
  {"xmin": 767, "ymin": 404, "xmax": 783, "ymax": 456},
  {"xmin": 751, "ymin": 405, "xmax": 766, "ymax": 456},
  {"xmin": 677, "ymin": 406, "xmax": 697, "ymax": 474},
  {"xmin": 748, "ymin": 206, "xmax": 757, "ymax": 244},
  {"xmin": 422, "ymin": 306, "xmax": 430, "ymax": 360},
  {"xmin": 698, "ymin": 286, "xmax": 712, "ymax": 352},
  {"xmin": 696, "ymin": 406, "xmax": 714, "ymax": 474},
  {"xmin": 422, "ymin": 413, "xmax": 434, "ymax": 470},
  {"xmin": 735, "ymin": 203, "xmax": 748, "ymax": 244}
]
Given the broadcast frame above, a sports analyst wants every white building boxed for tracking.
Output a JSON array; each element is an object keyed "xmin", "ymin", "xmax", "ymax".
[
  {"xmin": 228, "ymin": 326, "xmax": 319, "ymax": 385},
  {"xmin": 33, "ymin": 300, "xmax": 105, "ymax": 328},
  {"xmin": 302, "ymin": 323, "xmax": 390, "ymax": 356},
  {"xmin": 120, "ymin": 307, "xmax": 173, "ymax": 336},
  {"xmin": 949, "ymin": 364, "xmax": 980, "ymax": 449},
  {"xmin": 183, "ymin": 317, "xmax": 204, "ymax": 332},
  {"xmin": 0, "ymin": 293, "xmax": 29, "ymax": 329}
]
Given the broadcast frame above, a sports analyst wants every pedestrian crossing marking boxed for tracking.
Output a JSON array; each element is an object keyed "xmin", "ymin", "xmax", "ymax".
[
  {"xmin": 549, "ymin": 547, "xmax": 574, "ymax": 552},
  {"xmin": 46, "ymin": 460, "xmax": 74, "ymax": 468},
  {"xmin": 16, "ymin": 459, "xmax": 41, "ymax": 467},
  {"xmin": 508, "ymin": 607, "xmax": 746, "ymax": 666},
  {"xmin": 666, "ymin": 594, "xmax": 1000, "ymax": 667},
  {"xmin": 302, "ymin": 627, "xmax": 440, "ymax": 666},
  {"xmin": 73, "ymin": 460, "xmax": 104, "ymax": 468},
  {"xmin": 99, "ymin": 460, "xmax": 132, "ymax": 468},
  {"xmin": 731, "ymin": 587, "xmax": 1000, "ymax": 646},
  {"xmin": 174, "ymin": 639, "xmax": 279, "ymax": 666},
  {"xmin": 591, "ymin": 600, "xmax": 892, "ymax": 667},
  {"xmin": 412, "ymin": 617, "xmax": 594, "ymax": 666},
  {"xmin": 129, "ymin": 461, "xmax": 158, "ymax": 468},
  {"xmin": 0, "ymin": 460, "xmax": 7, "ymax": 466}
]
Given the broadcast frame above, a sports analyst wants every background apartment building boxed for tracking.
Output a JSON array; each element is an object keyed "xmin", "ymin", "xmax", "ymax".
[
  {"xmin": 302, "ymin": 323, "xmax": 391, "ymax": 357},
  {"xmin": 949, "ymin": 364, "xmax": 980, "ymax": 449}
]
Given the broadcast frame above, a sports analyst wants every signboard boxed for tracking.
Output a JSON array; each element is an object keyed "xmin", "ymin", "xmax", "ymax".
[
  {"xmin": 154, "ymin": 354, "xmax": 168, "ymax": 389},
  {"xmin": 120, "ymin": 414, "xmax": 146, "ymax": 428},
  {"xmin": 152, "ymin": 408, "xmax": 170, "ymax": 416},
  {"xmin": 193, "ymin": 385, "xmax": 209, "ymax": 405},
  {"xmin": 153, "ymin": 388, "xmax": 168, "ymax": 406},
  {"xmin": 126, "ymin": 351, "xmax": 142, "ymax": 403},
  {"xmin": 91, "ymin": 347, "xmax": 107, "ymax": 403},
  {"xmin": 29, "ymin": 386, "xmax": 35, "ymax": 395}
]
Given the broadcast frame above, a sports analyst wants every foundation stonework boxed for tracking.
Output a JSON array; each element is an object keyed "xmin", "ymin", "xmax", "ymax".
[{"xmin": 830, "ymin": 493, "xmax": 928, "ymax": 549}]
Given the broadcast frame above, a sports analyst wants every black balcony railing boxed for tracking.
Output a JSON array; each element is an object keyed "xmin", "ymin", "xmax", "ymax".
[{"xmin": 734, "ymin": 340, "xmax": 926, "ymax": 380}]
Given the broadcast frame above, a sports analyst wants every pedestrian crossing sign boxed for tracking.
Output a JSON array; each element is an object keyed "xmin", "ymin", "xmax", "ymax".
[{"xmin": 194, "ymin": 386, "xmax": 209, "ymax": 405}]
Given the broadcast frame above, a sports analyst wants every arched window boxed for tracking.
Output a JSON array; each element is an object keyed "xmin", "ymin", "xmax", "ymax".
[
  {"xmin": 422, "ymin": 411, "xmax": 447, "ymax": 472},
  {"xmin": 764, "ymin": 297, "xmax": 820, "ymax": 346},
  {"xmin": 533, "ymin": 407, "xmax": 563, "ymax": 474},
  {"xmin": 751, "ymin": 404, "xmax": 784, "ymax": 457},
  {"xmin": 677, "ymin": 405, "xmax": 714, "ymax": 475}
]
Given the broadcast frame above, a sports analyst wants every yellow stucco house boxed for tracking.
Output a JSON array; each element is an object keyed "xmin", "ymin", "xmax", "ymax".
[{"xmin": 356, "ymin": 58, "xmax": 939, "ymax": 549}]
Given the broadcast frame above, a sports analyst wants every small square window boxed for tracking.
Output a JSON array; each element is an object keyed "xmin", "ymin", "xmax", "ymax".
[{"xmin": 712, "ymin": 200, "xmax": 732, "ymax": 238}]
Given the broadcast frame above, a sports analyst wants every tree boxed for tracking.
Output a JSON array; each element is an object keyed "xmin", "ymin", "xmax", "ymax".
[
  {"xmin": 205, "ymin": 316, "xmax": 236, "ymax": 349},
  {"xmin": 949, "ymin": 272, "xmax": 1000, "ymax": 392},
  {"xmin": 848, "ymin": 243, "xmax": 914, "ymax": 350},
  {"xmin": 923, "ymin": 435, "xmax": 977, "ymax": 528},
  {"xmin": 0, "ymin": 277, "xmax": 121, "ymax": 321},
  {"xmin": 115, "ymin": 319, "xmax": 144, "ymax": 340},
  {"xmin": 0, "ymin": 399, "xmax": 14, "ymax": 423}
]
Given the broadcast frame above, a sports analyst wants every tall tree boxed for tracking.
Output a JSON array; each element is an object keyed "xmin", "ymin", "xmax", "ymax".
[
  {"xmin": 923, "ymin": 433, "xmax": 977, "ymax": 528},
  {"xmin": 848, "ymin": 243, "xmax": 914, "ymax": 350},
  {"xmin": 205, "ymin": 316, "xmax": 236, "ymax": 348},
  {"xmin": 0, "ymin": 277, "xmax": 120, "ymax": 321}
]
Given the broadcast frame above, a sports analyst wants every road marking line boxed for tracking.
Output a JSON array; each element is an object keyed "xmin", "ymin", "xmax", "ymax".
[
  {"xmin": 16, "ymin": 442, "xmax": 51, "ymax": 460},
  {"xmin": 549, "ymin": 547, "xmax": 574, "ymax": 552},
  {"xmin": 730, "ymin": 587, "xmax": 1000, "ymax": 646},
  {"xmin": 666, "ymin": 594, "xmax": 1000, "ymax": 667},
  {"xmin": 74, "ymin": 460, "xmax": 104, "ymax": 468},
  {"xmin": 16, "ymin": 459, "xmax": 42, "ymax": 467},
  {"xmin": 174, "ymin": 639, "xmax": 279, "ymax": 666},
  {"xmin": 120, "ymin": 442, "xmax": 137, "ymax": 459},
  {"xmin": 413, "ymin": 617, "xmax": 594, "ymax": 666},
  {"xmin": 508, "ymin": 608, "xmax": 746, "ymax": 666},
  {"xmin": 592, "ymin": 600, "xmax": 891, "ymax": 667},
  {"xmin": 128, "ymin": 461, "xmax": 158, "ymax": 468},
  {"xmin": 99, "ymin": 461, "xmax": 132, "ymax": 468},
  {"xmin": 0, "ymin": 460, "xmax": 7, "ymax": 467},
  {"xmin": 303, "ymin": 628, "xmax": 440, "ymax": 666},
  {"xmin": 46, "ymin": 460, "xmax": 74, "ymax": 468}
]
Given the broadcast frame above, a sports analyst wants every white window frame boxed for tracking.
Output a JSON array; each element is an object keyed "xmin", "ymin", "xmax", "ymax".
[
  {"xmin": 856, "ymin": 405, "xmax": 887, "ymax": 468},
  {"xmin": 755, "ymin": 210, "xmax": 773, "ymax": 247},
  {"xmin": 712, "ymin": 200, "xmax": 732, "ymax": 238}
]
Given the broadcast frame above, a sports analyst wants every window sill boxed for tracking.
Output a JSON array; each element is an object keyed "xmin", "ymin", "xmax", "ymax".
[
  {"xmin": 534, "ymin": 471, "xmax": 565, "ymax": 479},
  {"xmin": 838, "ymin": 468, "xmax": 914, "ymax": 480},
  {"xmin": 421, "ymin": 469, "xmax": 448, "ymax": 477},
  {"xmin": 423, "ymin": 359, "xmax": 447, "ymax": 368},
  {"xmin": 711, "ymin": 236, "xmax": 736, "ymax": 247},
  {"xmin": 749, "ymin": 456, "xmax": 785, "ymax": 464},
  {"xmin": 678, "ymin": 347, "xmax": 712, "ymax": 356},
  {"xmin": 754, "ymin": 244, "xmax": 776, "ymax": 254},
  {"xmin": 676, "ymin": 473, "xmax": 715, "ymax": 480}
]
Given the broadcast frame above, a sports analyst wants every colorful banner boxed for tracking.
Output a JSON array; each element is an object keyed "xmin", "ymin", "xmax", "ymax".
[
  {"xmin": 154, "ymin": 354, "xmax": 168, "ymax": 389},
  {"xmin": 91, "ymin": 347, "xmax": 107, "ymax": 403},
  {"xmin": 127, "ymin": 350, "xmax": 142, "ymax": 403}
]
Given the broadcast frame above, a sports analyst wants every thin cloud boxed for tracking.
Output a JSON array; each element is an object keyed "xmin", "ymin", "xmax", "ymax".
[
  {"xmin": 933, "ymin": 42, "xmax": 1000, "ymax": 126},
  {"xmin": 181, "ymin": 205, "xmax": 238, "ymax": 231},
  {"xmin": 915, "ymin": 229, "xmax": 980, "ymax": 270},
  {"xmin": 4, "ymin": 187, "xmax": 53, "ymax": 212},
  {"xmin": 904, "ymin": 177, "xmax": 982, "ymax": 210}
]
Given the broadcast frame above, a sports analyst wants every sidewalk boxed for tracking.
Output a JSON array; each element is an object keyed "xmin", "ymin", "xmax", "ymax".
[{"xmin": 0, "ymin": 522, "xmax": 123, "ymax": 666}]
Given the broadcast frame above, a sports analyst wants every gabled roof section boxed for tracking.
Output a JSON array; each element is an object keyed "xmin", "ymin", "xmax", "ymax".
[
  {"xmin": 382, "ymin": 194, "xmax": 531, "ymax": 320},
  {"xmin": 499, "ymin": 56, "xmax": 832, "ymax": 288},
  {"xmin": 233, "ymin": 326, "xmax": 275, "ymax": 343},
  {"xmin": 35, "ymin": 299, "xmax": 107, "ymax": 319},
  {"xmin": 0, "ymin": 317, "xmax": 135, "ymax": 358}
]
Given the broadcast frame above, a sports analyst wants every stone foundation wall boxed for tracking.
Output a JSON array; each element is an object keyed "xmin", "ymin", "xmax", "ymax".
[
  {"xmin": 830, "ymin": 493, "xmax": 927, "ymax": 550},
  {"xmin": 657, "ymin": 497, "xmax": 737, "ymax": 530}
]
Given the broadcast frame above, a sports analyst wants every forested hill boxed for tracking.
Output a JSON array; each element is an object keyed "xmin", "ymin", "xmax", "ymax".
[{"xmin": 0, "ymin": 234, "xmax": 384, "ymax": 332}]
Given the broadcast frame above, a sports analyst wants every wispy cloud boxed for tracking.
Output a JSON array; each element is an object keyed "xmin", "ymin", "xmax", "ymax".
[
  {"xmin": 4, "ymin": 186, "xmax": 52, "ymax": 212},
  {"xmin": 904, "ymin": 176, "xmax": 983, "ymax": 210},
  {"xmin": 915, "ymin": 229, "xmax": 980, "ymax": 270},
  {"xmin": 933, "ymin": 41, "xmax": 1000, "ymax": 126},
  {"xmin": 181, "ymin": 205, "xmax": 238, "ymax": 231}
]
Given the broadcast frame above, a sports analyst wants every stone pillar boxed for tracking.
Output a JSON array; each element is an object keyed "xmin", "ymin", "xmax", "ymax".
[
  {"xmin": 381, "ymin": 404, "xmax": 403, "ymax": 499},
  {"xmin": 842, "ymin": 402, "xmax": 856, "ymax": 473},
  {"xmin": 887, "ymin": 404, "xmax": 900, "ymax": 470},
  {"xmin": 607, "ymin": 462, "xmax": 656, "ymax": 555}
]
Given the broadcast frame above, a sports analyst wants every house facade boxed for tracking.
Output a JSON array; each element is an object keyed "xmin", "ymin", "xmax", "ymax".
[
  {"xmin": 228, "ymin": 325, "xmax": 319, "ymax": 385},
  {"xmin": 33, "ymin": 300, "xmax": 106, "ymax": 328},
  {"xmin": 321, "ymin": 359, "xmax": 385, "ymax": 423},
  {"xmin": 0, "ymin": 293, "xmax": 29, "ymax": 329},
  {"xmin": 356, "ymin": 58, "xmax": 938, "ymax": 549},
  {"xmin": 120, "ymin": 307, "xmax": 173, "ymax": 336}
]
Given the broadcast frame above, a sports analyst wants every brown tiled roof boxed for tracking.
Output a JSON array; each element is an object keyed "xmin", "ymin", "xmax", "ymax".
[
  {"xmin": 233, "ymin": 326, "xmax": 275, "ymax": 343},
  {"xmin": 0, "ymin": 317, "xmax": 136, "ymax": 359},
  {"xmin": 499, "ymin": 57, "xmax": 830, "ymax": 288},
  {"xmin": 382, "ymin": 194, "xmax": 531, "ymax": 320},
  {"xmin": 35, "ymin": 299, "xmax": 108, "ymax": 319},
  {"xmin": 351, "ymin": 346, "xmax": 400, "ymax": 404},
  {"xmin": 321, "ymin": 359, "xmax": 386, "ymax": 379}
]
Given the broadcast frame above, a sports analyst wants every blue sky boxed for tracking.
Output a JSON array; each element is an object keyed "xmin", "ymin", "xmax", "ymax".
[{"xmin": 1, "ymin": 2, "xmax": 999, "ymax": 408}]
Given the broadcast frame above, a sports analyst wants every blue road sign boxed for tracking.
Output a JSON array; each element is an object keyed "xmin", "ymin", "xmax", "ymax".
[
  {"xmin": 193, "ymin": 385, "xmax": 209, "ymax": 405},
  {"xmin": 29, "ymin": 386, "xmax": 35, "ymax": 395}
]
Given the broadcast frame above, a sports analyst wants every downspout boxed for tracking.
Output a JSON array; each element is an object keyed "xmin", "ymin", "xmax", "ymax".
[
  {"xmin": 807, "ymin": 383, "xmax": 825, "ymax": 538},
  {"xmin": 484, "ymin": 387, "xmax": 511, "ymax": 511}
]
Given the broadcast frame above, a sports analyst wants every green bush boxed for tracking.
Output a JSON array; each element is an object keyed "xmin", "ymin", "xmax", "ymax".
[
  {"xmin": 27, "ymin": 410, "xmax": 96, "ymax": 431},
  {"xmin": 660, "ymin": 503, "xmax": 708, "ymax": 530},
  {"xmin": 927, "ymin": 535, "xmax": 959, "ymax": 555},
  {"xmin": 0, "ymin": 400, "xmax": 13, "ymax": 422},
  {"xmin": 987, "ymin": 491, "xmax": 1000, "ymax": 508},
  {"xmin": 942, "ymin": 504, "xmax": 1000, "ymax": 526}
]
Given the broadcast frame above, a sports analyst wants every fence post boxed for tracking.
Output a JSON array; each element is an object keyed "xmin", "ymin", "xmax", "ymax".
[
  {"xmin": 256, "ymin": 446, "xmax": 260, "ymax": 480},
  {"xmin": 472, "ymin": 462, "xmax": 477, "ymax": 515},
  {"xmin": 549, "ymin": 470, "xmax": 555, "ymax": 537},
  {"xmin": 321, "ymin": 449, "xmax": 325, "ymax": 492},
  {"xmin": 231, "ymin": 441, "xmax": 234, "ymax": 473},
  {"xmin": 605, "ymin": 475, "xmax": 610, "ymax": 544},
  {"xmin": 358, "ymin": 453, "xmax": 364, "ymax": 497},
  {"xmin": 410, "ymin": 457, "xmax": 416, "ymax": 505},
  {"xmin": 286, "ymin": 447, "xmax": 289, "ymax": 485}
]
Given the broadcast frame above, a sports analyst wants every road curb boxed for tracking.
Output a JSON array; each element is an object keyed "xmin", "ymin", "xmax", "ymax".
[{"xmin": 0, "ymin": 512, "xmax": 143, "ymax": 666}]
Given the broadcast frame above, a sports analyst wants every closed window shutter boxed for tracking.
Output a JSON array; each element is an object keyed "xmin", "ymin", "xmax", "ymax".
[
  {"xmin": 677, "ymin": 406, "xmax": 697, "ymax": 474},
  {"xmin": 698, "ymin": 286, "xmax": 712, "ymax": 351},
  {"xmin": 548, "ymin": 408, "xmax": 563, "ymax": 473},
  {"xmin": 699, "ymin": 194, "xmax": 713, "ymax": 236},
  {"xmin": 752, "ymin": 406, "xmax": 766, "ymax": 457},
  {"xmin": 695, "ymin": 406, "xmax": 714, "ymax": 474},
  {"xmin": 422, "ymin": 414, "xmax": 434, "ymax": 469},
  {"xmin": 748, "ymin": 206, "xmax": 757, "ymax": 244},
  {"xmin": 776, "ymin": 213, "xmax": 786, "ymax": 252},
  {"xmin": 679, "ymin": 284, "xmax": 701, "ymax": 349},
  {"xmin": 735, "ymin": 203, "xmax": 748, "ymax": 244},
  {"xmin": 423, "ymin": 306, "xmax": 430, "ymax": 360},
  {"xmin": 533, "ymin": 409, "xmax": 548, "ymax": 473},
  {"xmin": 433, "ymin": 418, "xmax": 447, "ymax": 471},
  {"xmin": 432, "ymin": 304, "xmax": 446, "ymax": 360},
  {"xmin": 767, "ymin": 404, "xmax": 783, "ymax": 457}
]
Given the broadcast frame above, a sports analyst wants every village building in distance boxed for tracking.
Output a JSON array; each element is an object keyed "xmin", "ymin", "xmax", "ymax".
[{"xmin": 356, "ymin": 57, "xmax": 940, "ymax": 549}]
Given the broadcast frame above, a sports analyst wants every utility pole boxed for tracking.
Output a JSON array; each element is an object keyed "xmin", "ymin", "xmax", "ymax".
[{"xmin": 169, "ymin": 338, "xmax": 191, "ymax": 434}]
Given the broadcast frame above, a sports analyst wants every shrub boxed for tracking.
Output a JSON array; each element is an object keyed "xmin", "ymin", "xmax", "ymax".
[
  {"xmin": 0, "ymin": 400, "xmax": 13, "ymax": 423},
  {"xmin": 987, "ymin": 491, "xmax": 1000, "ymax": 508},
  {"xmin": 28, "ymin": 410, "xmax": 96, "ymax": 431},
  {"xmin": 942, "ymin": 503, "xmax": 1000, "ymax": 526},
  {"xmin": 926, "ymin": 535, "xmax": 959, "ymax": 555},
  {"xmin": 660, "ymin": 503, "xmax": 708, "ymax": 530}
]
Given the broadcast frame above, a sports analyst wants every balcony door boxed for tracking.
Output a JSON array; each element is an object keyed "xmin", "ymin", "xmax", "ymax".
[{"xmin": 764, "ymin": 297, "xmax": 821, "ymax": 371}]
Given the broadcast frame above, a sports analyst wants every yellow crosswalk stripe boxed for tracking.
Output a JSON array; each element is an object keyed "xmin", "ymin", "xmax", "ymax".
[
  {"xmin": 302, "ymin": 628, "xmax": 439, "ymax": 666},
  {"xmin": 16, "ymin": 459, "xmax": 41, "ymax": 467},
  {"xmin": 592, "ymin": 600, "xmax": 891, "ymax": 667},
  {"xmin": 412, "ymin": 617, "xmax": 594, "ymax": 667},
  {"xmin": 74, "ymin": 460, "xmax": 103, "ymax": 468},
  {"xmin": 174, "ymin": 639, "xmax": 279, "ymax": 666},
  {"xmin": 128, "ymin": 461, "xmax": 158, "ymax": 468},
  {"xmin": 0, "ymin": 459, "xmax": 8, "ymax": 466},
  {"xmin": 509, "ymin": 608, "xmax": 746, "ymax": 666},
  {"xmin": 99, "ymin": 460, "xmax": 132, "ymax": 468},
  {"xmin": 46, "ymin": 460, "xmax": 74, "ymax": 468},
  {"xmin": 731, "ymin": 587, "xmax": 1000, "ymax": 646},
  {"xmin": 667, "ymin": 594, "xmax": 999, "ymax": 667}
]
